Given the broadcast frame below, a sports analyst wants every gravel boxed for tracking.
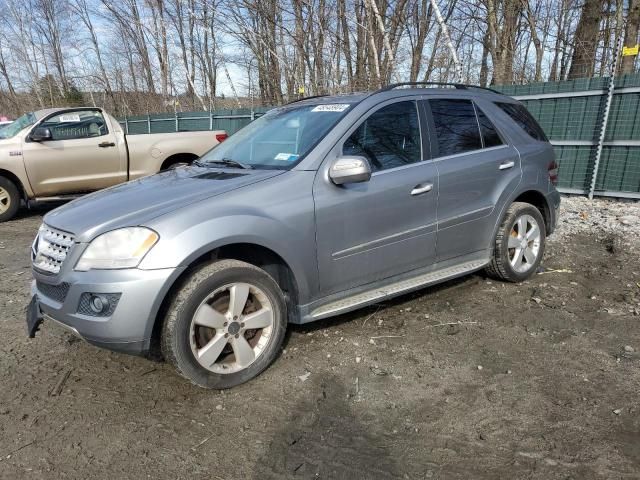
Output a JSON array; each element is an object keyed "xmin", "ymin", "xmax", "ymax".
[{"xmin": 554, "ymin": 195, "xmax": 640, "ymax": 244}]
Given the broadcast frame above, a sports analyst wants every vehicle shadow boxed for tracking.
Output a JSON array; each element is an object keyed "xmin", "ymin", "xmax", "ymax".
[
  {"xmin": 13, "ymin": 203, "xmax": 59, "ymax": 221},
  {"xmin": 252, "ymin": 373, "xmax": 403, "ymax": 479}
]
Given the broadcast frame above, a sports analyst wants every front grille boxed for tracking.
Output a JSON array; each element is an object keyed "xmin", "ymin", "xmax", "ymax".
[
  {"xmin": 33, "ymin": 225, "xmax": 75, "ymax": 275},
  {"xmin": 36, "ymin": 281, "xmax": 70, "ymax": 303}
]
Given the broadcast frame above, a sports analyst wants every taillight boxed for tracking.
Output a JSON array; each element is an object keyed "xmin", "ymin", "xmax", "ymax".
[
  {"xmin": 548, "ymin": 160, "xmax": 559, "ymax": 186},
  {"xmin": 215, "ymin": 133, "xmax": 228, "ymax": 143}
]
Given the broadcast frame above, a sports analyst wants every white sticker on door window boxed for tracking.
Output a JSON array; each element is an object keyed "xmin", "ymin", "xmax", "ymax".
[
  {"xmin": 59, "ymin": 114, "xmax": 81, "ymax": 122},
  {"xmin": 311, "ymin": 104, "xmax": 350, "ymax": 112}
]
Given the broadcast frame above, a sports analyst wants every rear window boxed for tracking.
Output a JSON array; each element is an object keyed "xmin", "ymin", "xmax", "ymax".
[{"xmin": 495, "ymin": 102, "xmax": 548, "ymax": 141}]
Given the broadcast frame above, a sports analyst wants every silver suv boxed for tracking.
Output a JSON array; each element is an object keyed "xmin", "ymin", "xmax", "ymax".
[{"xmin": 27, "ymin": 83, "xmax": 560, "ymax": 389}]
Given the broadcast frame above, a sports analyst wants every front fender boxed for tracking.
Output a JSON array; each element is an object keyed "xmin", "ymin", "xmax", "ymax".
[{"xmin": 139, "ymin": 214, "xmax": 317, "ymax": 304}]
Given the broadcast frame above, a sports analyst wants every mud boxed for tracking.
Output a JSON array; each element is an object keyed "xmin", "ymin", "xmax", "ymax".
[{"xmin": 0, "ymin": 203, "xmax": 639, "ymax": 479}]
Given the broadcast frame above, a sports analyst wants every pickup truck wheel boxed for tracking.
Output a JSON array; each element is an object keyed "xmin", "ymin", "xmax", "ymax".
[
  {"xmin": 0, "ymin": 177, "xmax": 20, "ymax": 222},
  {"xmin": 161, "ymin": 259, "xmax": 287, "ymax": 389},
  {"xmin": 486, "ymin": 202, "xmax": 546, "ymax": 282}
]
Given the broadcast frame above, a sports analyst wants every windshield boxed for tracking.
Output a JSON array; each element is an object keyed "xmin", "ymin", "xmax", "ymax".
[
  {"xmin": 199, "ymin": 103, "xmax": 352, "ymax": 169},
  {"xmin": 0, "ymin": 113, "xmax": 36, "ymax": 139}
]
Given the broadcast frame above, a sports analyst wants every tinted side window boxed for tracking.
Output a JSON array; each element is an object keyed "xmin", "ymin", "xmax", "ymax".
[
  {"xmin": 495, "ymin": 102, "xmax": 547, "ymax": 141},
  {"xmin": 475, "ymin": 106, "xmax": 503, "ymax": 148},
  {"xmin": 343, "ymin": 101, "xmax": 421, "ymax": 172},
  {"xmin": 429, "ymin": 99, "xmax": 481, "ymax": 156},
  {"xmin": 39, "ymin": 110, "xmax": 108, "ymax": 141}
]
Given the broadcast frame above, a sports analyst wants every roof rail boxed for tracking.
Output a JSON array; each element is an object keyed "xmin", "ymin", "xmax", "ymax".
[{"xmin": 378, "ymin": 82, "xmax": 502, "ymax": 95}]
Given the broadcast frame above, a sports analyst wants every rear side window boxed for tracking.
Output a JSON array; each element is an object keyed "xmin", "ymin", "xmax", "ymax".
[
  {"xmin": 475, "ymin": 106, "xmax": 503, "ymax": 148},
  {"xmin": 429, "ymin": 99, "xmax": 481, "ymax": 156},
  {"xmin": 39, "ymin": 110, "xmax": 108, "ymax": 141},
  {"xmin": 343, "ymin": 101, "xmax": 421, "ymax": 172},
  {"xmin": 495, "ymin": 102, "xmax": 547, "ymax": 141}
]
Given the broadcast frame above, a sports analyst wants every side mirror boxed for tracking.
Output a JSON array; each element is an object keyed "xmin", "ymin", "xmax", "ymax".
[
  {"xmin": 329, "ymin": 156, "xmax": 372, "ymax": 185},
  {"xmin": 30, "ymin": 127, "xmax": 52, "ymax": 142}
]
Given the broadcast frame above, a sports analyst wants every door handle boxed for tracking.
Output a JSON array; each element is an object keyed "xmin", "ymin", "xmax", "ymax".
[
  {"xmin": 410, "ymin": 183, "xmax": 433, "ymax": 196},
  {"xmin": 499, "ymin": 161, "xmax": 515, "ymax": 170},
  {"xmin": 99, "ymin": 142, "xmax": 116, "ymax": 148}
]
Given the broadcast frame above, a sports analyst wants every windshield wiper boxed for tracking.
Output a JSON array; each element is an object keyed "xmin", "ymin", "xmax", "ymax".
[{"xmin": 198, "ymin": 158, "xmax": 253, "ymax": 170}]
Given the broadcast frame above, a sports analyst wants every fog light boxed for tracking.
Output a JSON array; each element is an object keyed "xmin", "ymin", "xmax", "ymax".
[{"xmin": 89, "ymin": 294, "xmax": 109, "ymax": 314}]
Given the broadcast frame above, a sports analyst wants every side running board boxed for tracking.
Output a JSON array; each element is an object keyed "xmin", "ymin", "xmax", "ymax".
[{"xmin": 310, "ymin": 259, "xmax": 487, "ymax": 320}]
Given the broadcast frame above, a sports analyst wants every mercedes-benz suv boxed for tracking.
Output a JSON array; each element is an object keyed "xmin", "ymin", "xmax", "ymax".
[{"xmin": 27, "ymin": 83, "xmax": 560, "ymax": 389}]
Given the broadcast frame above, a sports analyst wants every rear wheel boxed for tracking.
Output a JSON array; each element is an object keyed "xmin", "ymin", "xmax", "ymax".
[
  {"xmin": 161, "ymin": 259, "xmax": 287, "ymax": 389},
  {"xmin": 486, "ymin": 202, "xmax": 546, "ymax": 282},
  {"xmin": 0, "ymin": 177, "xmax": 20, "ymax": 223}
]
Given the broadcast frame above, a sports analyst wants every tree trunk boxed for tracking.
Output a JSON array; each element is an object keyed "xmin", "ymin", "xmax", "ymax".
[
  {"xmin": 567, "ymin": 0, "xmax": 604, "ymax": 79},
  {"xmin": 621, "ymin": 0, "xmax": 640, "ymax": 74}
]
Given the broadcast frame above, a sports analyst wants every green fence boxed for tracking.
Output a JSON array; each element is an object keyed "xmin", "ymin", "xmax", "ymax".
[
  {"xmin": 495, "ymin": 74, "xmax": 640, "ymax": 198},
  {"xmin": 121, "ymin": 75, "xmax": 640, "ymax": 198},
  {"xmin": 119, "ymin": 107, "xmax": 269, "ymax": 137}
]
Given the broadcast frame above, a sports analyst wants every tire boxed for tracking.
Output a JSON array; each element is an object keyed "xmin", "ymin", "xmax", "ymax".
[
  {"xmin": 486, "ymin": 202, "xmax": 546, "ymax": 282},
  {"xmin": 161, "ymin": 259, "xmax": 288, "ymax": 389},
  {"xmin": 0, "ymin": 177, "xmax": 20, "ymax": 223}
]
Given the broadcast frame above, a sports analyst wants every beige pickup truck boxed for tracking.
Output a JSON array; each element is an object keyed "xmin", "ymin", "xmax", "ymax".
[{"xmin": 0, "ymin": 107, "xmax": 227, "ymax": 222}]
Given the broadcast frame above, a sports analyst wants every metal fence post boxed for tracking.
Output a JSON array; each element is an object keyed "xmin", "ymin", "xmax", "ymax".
[
  {"xmin": 124, "ymin": 116, "xmax": 129, "ymax": 135},
  {"xmin": 147, "ymin": 114, "xmax": 151, "ymax": 134},
  {"xmin": 588, "ymin": 35, "xmax": 622, "ymax": 199},
  {"xmin": 175, "ymin": 111, "xmax": 179, "ymax": 132},
  {"xmin": 209, "ymin": 110, "xmax": 213, "ymax": 130}
]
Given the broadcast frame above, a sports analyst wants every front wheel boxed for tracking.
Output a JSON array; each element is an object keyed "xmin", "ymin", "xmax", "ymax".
[
  {"xmin": 486, "ymin": 202, "xmax": 546, "ymax": 282},
  {"xmin": 161, "ymin": 259, "xmax": 287, "ymax": 389}
]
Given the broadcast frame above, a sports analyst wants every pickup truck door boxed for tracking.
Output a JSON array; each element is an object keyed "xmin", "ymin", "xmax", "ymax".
[
  {"xmin": 313, "ymin": 99, "xmax": 438, "ymax": 296},
  {"xmin": 21, "ymin": 109, "xmax": 127, "ymax": 197}
]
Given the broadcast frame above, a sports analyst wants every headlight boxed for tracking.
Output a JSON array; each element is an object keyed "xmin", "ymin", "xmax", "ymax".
[{"xmin": 75, "ymin": 227, "xmax": 159, "ymax": 271}]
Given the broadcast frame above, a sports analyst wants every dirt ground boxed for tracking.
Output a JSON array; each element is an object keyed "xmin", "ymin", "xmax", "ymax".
[{"xmin": 0, "ymin": 203, "xmax": 639, "ymax": 479}]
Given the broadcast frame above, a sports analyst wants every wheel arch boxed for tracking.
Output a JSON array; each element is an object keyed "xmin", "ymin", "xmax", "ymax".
[
  {"xmin": 0, "ymin": 169, "xmax": 27, "ymax": 201},
  {"xmin": 147, "ymin": 241, "xmax": 301, "ymax": 356},
  {"xmin": 512, "ymin": 190, "xmax": 552, "ymax": 233},
  {"xmin": 160, "ymin": 153, "xmax": 199, "ymax": 170},
  {"xmin": 488, "ymin": 188, "xmax": 553, "ymax": 255}
]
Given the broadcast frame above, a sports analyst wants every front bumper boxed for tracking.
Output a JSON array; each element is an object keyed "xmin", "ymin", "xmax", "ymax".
[{"xmin": 30, "ymin": 267, "xmax": 180, "ymax": 355}]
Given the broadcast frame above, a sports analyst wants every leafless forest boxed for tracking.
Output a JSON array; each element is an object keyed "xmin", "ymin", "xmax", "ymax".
[{"xmin": 0, "ymin": 0, "xmax": 639, "ymax": 116}]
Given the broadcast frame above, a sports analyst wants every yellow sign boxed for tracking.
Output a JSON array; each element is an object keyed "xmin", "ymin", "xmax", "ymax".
[
  {"xmin": 298, "ymin": 86, "xmax": 305, "ymax": 94},
  {"xmin": 622, "ymin": 45, "xmax": 639, "ymax": 56}
]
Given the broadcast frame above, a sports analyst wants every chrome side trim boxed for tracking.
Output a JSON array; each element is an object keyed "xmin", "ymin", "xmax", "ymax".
[
  {"xmin": 437, "ymin": 205, "xmax": 494, "ymax": 230},
  {"xmin": 332, "ymin": 222, "xmax": 437, "ymax": 259}
]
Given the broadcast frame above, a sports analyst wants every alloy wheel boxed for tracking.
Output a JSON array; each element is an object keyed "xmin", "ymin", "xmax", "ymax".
[
  {"xmin": 189, "ymin": 282, "xmax": 274, "ymax": 374},
  {"xmin": 0, "ymin": 187, "xmax": 10, "ymax": 214},
  {"xmin": 507, "ymin": 214, "xmax": 541, "ymax": 273}
]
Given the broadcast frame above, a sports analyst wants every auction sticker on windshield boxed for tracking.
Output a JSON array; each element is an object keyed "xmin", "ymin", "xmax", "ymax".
[
  {"xmin": 274, "ymin": 153, "xmax": 300, "ymax": 162},
  {"xmin": 311, "ymin": 104, "xmax": 350, "ymax": 112}
]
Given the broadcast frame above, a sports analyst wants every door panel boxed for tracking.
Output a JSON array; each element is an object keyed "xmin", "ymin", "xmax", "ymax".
[
  {"xmin": 435, "ymin": 145, "xmax": 520, "ymax": 260},
  {"xmin": 22, "ymin": 110, "xmax": 126, "ymax": 196},
  {"xmin": 313, "ymin": 99, "xmax": 438, "ymax": 296},
  {"xmin": 423, "ymin": 98, "xmax": 521, "ymax": 261},
  {"xmin": 314, "ymin": 164, "xmax": 438, "ymax": 295}
]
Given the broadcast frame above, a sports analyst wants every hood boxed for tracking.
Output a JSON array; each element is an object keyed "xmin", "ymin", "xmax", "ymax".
[{"xmin": 44, "ymin": 166, "xmax": 284, "ymax": 241}]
